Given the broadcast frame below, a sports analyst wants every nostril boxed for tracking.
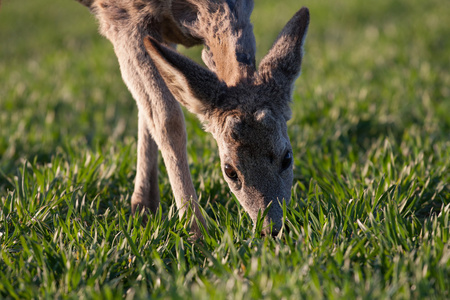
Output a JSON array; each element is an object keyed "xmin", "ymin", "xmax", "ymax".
[
  {"xmin": 260, "ymin": 227, "xmax": 272, "ymax": 238},
  {"xmin": 260, "ymin": 228, "xmax": 282, "ymax": 238},
  {"xmin": 259, "ymin": 223, "xmax": 285, "ymax": 238},
  {"xmin": 271, "ymin": 229, "xmax": 279, "ymax": 238},
  {"xmin": 271, "ymin": 224, "xmax": 289, "ymax": 238}
]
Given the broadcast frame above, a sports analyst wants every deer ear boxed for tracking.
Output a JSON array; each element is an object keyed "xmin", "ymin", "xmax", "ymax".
[
  {"xmin": 144, "ymin": 36, "xmax": 225, "ymax": 117},
  {"xmin": 258, "ymin": 7, "xmax": 309, "ymax": 95}
]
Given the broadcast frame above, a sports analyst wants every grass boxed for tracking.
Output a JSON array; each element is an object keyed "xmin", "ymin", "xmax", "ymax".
[{"xmin": 0, "ymin": 0, "xmax": 449, "ymax": 298}]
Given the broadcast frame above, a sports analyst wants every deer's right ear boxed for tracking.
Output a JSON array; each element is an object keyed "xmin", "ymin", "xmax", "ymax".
[
  {"xmin": 258, "ymin": 7, "xmax": 309, "ymax": 96},
  {"xmin": 144, "ymin": 36, "xmax": 225, "ymax": 118}
]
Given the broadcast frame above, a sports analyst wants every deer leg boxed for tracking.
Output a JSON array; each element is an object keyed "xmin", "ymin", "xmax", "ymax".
[
  {"xmin": 77, "ymin": 0, "xmax": 207, "ymax": 235},
  {"xmin": 131, "ymin": 110, "xmax": 160, "ymax": 215},
  {"xmin": 113, "ymin": 39, "xmax": 206, "ymax": 236},
  {"xmin": 147, "ymin": 96, "xmax": 206, "ymax": 236}
]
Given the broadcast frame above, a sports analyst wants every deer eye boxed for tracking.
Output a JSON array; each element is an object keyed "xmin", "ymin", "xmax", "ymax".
[
  {"xmin": 281, "ymin": 151, "xmax": 293, "ymax": 171},
  {"xmin": 224, "ymin": 164, "xmax": 238, "ymax": 180}
]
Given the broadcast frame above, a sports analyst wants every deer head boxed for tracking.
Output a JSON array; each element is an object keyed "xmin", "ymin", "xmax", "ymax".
[{"xmin": 144, "ymin": 7, "xmax": 309, "ymax": 236}]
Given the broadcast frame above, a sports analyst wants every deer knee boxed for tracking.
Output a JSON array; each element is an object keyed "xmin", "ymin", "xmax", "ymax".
[{"xmin": 157, "ymin": 108, "xmax": 187, "ymax": 146}]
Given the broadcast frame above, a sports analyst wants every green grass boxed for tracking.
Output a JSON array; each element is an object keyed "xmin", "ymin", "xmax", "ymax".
[{"xmin": 1, "ymin": 0, "xmax": 449, "ymax": 298}]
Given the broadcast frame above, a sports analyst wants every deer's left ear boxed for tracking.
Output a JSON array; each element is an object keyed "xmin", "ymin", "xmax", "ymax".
[
  {"xmin": 258, "ymin": 7, "xmax": 309, "ymax": 95},
  {"xmin": 144, "ymin": 36, "xmax": 226, "ymax": 118}
]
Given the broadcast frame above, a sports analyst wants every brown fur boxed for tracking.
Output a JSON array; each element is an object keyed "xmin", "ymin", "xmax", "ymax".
[{"xmin": 75, "ymin": 0, "xmax": 309, "ymax": 237}]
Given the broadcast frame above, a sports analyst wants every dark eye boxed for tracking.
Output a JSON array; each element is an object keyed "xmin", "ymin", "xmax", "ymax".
[
  {"xmin": 224, "ymin": 164, "xmax": 238, "ymax": 180},
  {"xmin": 281, "ymin": 151, "xmax": 293, "ymax": 171}
]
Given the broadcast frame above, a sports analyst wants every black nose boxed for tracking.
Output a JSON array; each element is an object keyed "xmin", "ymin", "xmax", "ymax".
[
  {"xmin": 271, "ymin": 229, "xmax": 279, "ymax": 238},
  {"xmin": 261, "ymin": 224, "xmax": 289, "ymax": 238},
  {"xmin": 260, "ymin": 227, "xmax": 283, "ymax": 238}
]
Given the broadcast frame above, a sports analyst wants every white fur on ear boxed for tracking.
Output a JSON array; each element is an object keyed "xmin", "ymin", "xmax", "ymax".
[
  {"xmin": 144, "ymin": 36, "xmax": 228, "ymax": 121},
  {"xmin": 257, "ymin": 7, "xmax": 310, "ymax": 93},
  {"xmin": 144, "ymin": 37, "xmax": 209, "ymax": 117}
]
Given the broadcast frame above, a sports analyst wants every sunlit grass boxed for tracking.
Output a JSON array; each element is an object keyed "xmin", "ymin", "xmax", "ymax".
[{"xmin": 0, "ymin": 0, "xmax": 449, "ymax": 298}]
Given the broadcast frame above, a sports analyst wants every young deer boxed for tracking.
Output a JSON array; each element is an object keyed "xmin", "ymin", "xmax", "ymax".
[{"xmin": 75, "ymin": 0, "xmax": 309, "ymax": 237}]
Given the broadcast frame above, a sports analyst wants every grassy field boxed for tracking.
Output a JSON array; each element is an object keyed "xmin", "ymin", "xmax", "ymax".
[{"xmin": 0, "ymin": 0, "xmax": 449, "ymax": 298}]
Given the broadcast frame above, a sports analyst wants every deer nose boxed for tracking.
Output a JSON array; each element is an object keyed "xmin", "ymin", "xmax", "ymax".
[
  {"xmin": 261, "ymin": 226, "xmax": 281, "ymax": 238},
  {"xmin": 271, "ymin": 224, "xmax": 291, "ymax": 238},
  {"xmin": 271, "ymin": 229, "xmax": 279, "ymax": 238},
  {"xmin": 260, "ymin": 228, "xmax": 280, "ymax": 238},
  {"xmin": 260, "ymin": 223, "xmax": 289, "ymax": 238}
]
